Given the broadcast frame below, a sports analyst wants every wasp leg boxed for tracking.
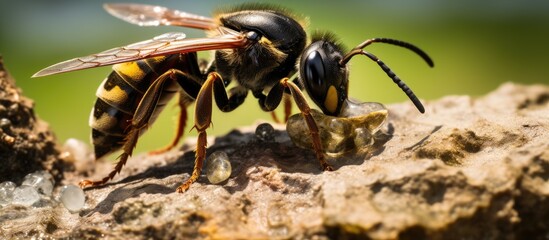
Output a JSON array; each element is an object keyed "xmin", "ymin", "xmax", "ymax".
[
  {"xmin": 278, "ymin": 77, "xmax": 303, "ymax": 123},
  {"xmin": 215, "ymin": 85, "xmax": 248, "ymax": 112},
  {"xmin": 149, "ymin": 93, "xmax": 193, "ymax": 155},
  {"xmin": 176, "ymin": 72, "xmax": 249, "ymax": 192},
  {"xmin": 256, "ymin": 91, "xmax": 283, "ymax": 124},
  {"xmin": 148, "ymin": 66, "xmax": 206, "ymax": 155},
  {"xmin": 264, "ymin": 78, "xmax": 333, "ymax": 171},
  {"xmin": 79, "ymin": 69, "xmax": 194, "ymax": 189},
  {"xmin": 268, "ymin": 95, "xmax": 292, "ymax": 124},
  {"xmin": 282, "ymin": 94, "xmax": 292, "ymax": 123},
  {"xmin": 270, "ymin": 111, "xmax": 282, "ymax": 124},
  {"xmin": 256, "ymin": 91, "xmax": 293, "ymax": 124},
  {"xmin": 281, "ymin": 77, "xmax": 305, "ymax": 123},
  {"xmin": 177, "ymin": 72, "xmax": 230, "ymax": 193}
]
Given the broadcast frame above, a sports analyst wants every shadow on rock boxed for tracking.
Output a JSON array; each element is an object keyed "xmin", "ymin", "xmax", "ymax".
[
  {"xmin": 82, "ymin": 183, "xmax": 173, "ymax": 215},
  {"xmin": 84, "ymin": 124, "xmax": 393, "ymax": 209}
]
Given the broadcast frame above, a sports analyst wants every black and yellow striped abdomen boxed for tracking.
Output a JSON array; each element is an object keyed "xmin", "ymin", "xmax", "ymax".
[{"xmin": 90, "ymin": 53, "xmax": 201, "ymax": 159}]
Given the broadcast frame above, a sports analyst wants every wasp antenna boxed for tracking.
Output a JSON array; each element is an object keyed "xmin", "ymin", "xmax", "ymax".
[
  {"xmin": 341, "ymin": 38, "xmax": 434, "ymax": 68},
  {"xmin": 358, "ymin": 50, "xmax": 425, "ymax": 113}
]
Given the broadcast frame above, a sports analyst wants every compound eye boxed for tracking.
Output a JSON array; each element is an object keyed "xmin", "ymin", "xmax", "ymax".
[{"xmin": 303, "ymin": 50, "xmax": 327, "ymax": 101}]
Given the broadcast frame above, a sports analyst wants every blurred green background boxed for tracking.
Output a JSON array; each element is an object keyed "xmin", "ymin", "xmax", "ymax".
[{"xmin": 0, "ymin": 0, "xmax": 547, "ymax": 159}]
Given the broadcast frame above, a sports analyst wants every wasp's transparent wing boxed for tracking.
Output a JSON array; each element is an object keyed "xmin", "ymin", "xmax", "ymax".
[
  {"xmin": 104, "ymin": 3, "xmax": 217, "ymax": 29},
  {"xmin": 33, "ymin": 28, "xmax": 248, "ymax": 77}
]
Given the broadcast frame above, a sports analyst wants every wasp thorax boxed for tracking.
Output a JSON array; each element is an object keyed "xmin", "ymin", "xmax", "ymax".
[{"xmin": 286, "ymin": 100, "xmax": 388, "ymax": 155}]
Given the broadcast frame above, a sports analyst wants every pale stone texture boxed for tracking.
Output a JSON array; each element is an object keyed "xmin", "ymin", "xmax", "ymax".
[{"xmin": 0, "ymin": 82, "xmax": 548, "ymax": 239}]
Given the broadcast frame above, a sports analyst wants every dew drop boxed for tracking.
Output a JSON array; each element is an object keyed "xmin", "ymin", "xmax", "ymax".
[
  {"xmin": 22, "ymin": 171, "xmax": 54, "ymax": 196},
  {"xmin": 206, "ymin": 151, "xmax": 232, "ymax": 184},
  {"xmin": 61, "ymin": 138, "xmax": 94, "ymax": 172},
  {"xmin": 255, "ymin": 123, "xmax": 275, "ymax": 142},
  {"xmin": 286, "ymin": 102, "xmax": 387, "ymax": 155},
  {"xmin": 0, "ymin": 181, "xmax": 16, "ymax": 206},
  {"xmin": 12, "ymin": 185, "xmax": 40, "ymax": 206},
  {"xmin": 59, "ymin": 185, "xmax": 85, "ymax": 213},
  {"xmin": 354, "ymin": 128, "xmax": 374, "ymax": 148}
]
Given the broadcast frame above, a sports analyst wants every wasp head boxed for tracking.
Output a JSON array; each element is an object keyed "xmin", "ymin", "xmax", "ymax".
[
  {"xmin": 299, "ymin": 33, "xmax": 349, "ymax": 116},
  {"xmin": 300, "ymin": 33, "xmax": 434, "ymax": 115}
]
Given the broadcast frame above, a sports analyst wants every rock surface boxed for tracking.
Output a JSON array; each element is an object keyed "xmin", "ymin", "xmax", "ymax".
[
  {"xmin": 0, "ymin": 57, "xmax": 61, "ymax": 184},
  {"xmin": 1, "ymin": 81, "xmax": 548, "ymax": 239}
]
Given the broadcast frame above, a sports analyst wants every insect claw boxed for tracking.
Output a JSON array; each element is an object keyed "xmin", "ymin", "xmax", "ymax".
[{"xmin": 78, "ymin": 180, "xmax": 93, "ymax": 189}]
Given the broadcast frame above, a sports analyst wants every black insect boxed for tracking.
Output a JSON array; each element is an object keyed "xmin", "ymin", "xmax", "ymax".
[{"xmin": 33, "ymin": 3, "xmax": 433, "ymax": 192}]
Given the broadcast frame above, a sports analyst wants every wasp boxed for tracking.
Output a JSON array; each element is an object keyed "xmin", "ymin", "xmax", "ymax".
[{"xmin": 33, "ymin": 3, "xmax": 433, "ymax": 193}]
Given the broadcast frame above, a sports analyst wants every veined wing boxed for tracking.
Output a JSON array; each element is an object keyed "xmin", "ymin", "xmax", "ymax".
[
  {"xmin": 33, "ymin": 29, "xmax": 248, "ymax": 77},
  {"xmin": 104, "ymin": 3, "xmax": 217, "ymax": 29}
]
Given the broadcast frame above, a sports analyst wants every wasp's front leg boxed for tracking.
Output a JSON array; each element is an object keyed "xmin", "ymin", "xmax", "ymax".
[{"xmin": 262, "ymin": 78, "xmax": 334, "ymax": 171}]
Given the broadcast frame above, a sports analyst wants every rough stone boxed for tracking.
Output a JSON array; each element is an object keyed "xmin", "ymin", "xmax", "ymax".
[
  {"xmin": 0, "ymin": 81, "xmax": 548, "ymax": 239},
  {"xmin": 0, "ymin": 57, "xmax": 62, "ymax": 184}
]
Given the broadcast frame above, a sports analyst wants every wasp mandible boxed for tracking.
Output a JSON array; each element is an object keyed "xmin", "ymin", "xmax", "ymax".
[{"xmin": 34, "ymin": 3, "xmax": 433, "ymax": 193}]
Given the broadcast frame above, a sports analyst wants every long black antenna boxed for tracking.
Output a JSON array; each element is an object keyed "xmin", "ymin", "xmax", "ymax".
[
  {"xmin": 339, "ymin": 38, "xmax": 434, "ymax": 113},
  {"xmin": 340, "ymin": 38, "xmax": 434, "ymax": 67}
]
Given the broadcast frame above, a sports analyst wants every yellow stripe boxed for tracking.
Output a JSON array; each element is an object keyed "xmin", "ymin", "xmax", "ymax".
[
  {"xmin": 324, "ymin": 85, "xmax": 338, "ymax": 114},
  {"xmin": 96, "ymin": 78, "xmax": 128, "ymax": 106},
  {"xmin": 113, "ymin": 61, "xmax": 146, "ymax": 80},
  {"xmin": 89, "ymin": 110, "xmax": 117, "ymax": 131}
]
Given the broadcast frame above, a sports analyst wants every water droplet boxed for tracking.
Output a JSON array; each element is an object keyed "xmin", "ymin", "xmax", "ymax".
[
  {"xmin": 12, "ymin": 185, "xmax": 40, "ymax": 206},
  {"xmin": 62, "ymin": 138, "xmax": 92, "ymax": 161},
  {"xmin": 206, "ymin": 151, "xmax": 232, "ymax": 184},
  {"xmin": 22, "ymin": 171, "xmax": 54, "ymax": 196},
  {"xmin": 61, "ymin": 138, "xmax": 94, "ymax": 173},
  {"xmin": 255, "ymin": 123, "xmax": 275, "ymax": 142},
  {"xmin": 0, "ymin": 181, "xmax": 16, "ymax": 206},
  {"xmin": 354, "ymin": 128, "xmax": 374, "ymax": 148},
  {"xmin": 59, "ymin": 185, "xmax": 86, "ymax": 213},
  {"xmin": 286, "ymin": 101, "xmax": 387, "ymax": 155}
]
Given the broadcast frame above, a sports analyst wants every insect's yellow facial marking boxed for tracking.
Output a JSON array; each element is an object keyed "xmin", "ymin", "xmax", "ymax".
[{"xmin": 324, "ymin": 85, "xmax": 338, "ymax": 114}]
